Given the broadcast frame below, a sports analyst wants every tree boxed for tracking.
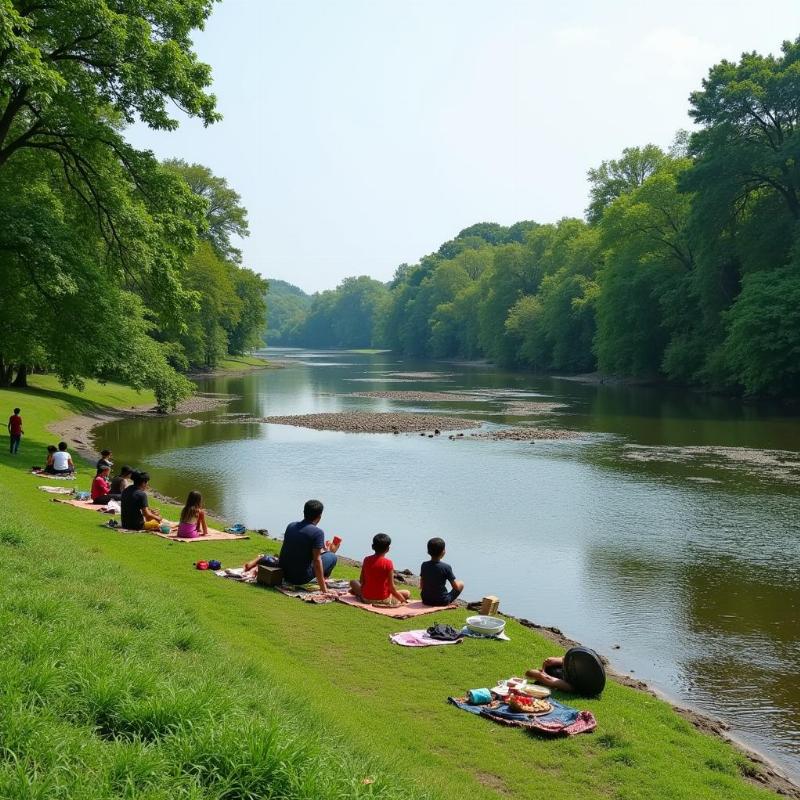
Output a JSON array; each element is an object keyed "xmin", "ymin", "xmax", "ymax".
[
  {"xmin": 586, "ymin": 145, "xmax": 667, "ymax": 223},
  {"xmin": 687, "ymin": 38, "xmax": 800, "ymax": 222},
  {"xmin": 164, "ymin": 159, "xmax": 249, "ymax": 262},
  {"xmin": 0, "ymin": 0, "xmax": 219, "ymax": 405},
  {"xmin": 595, "ymin": 159, "xmax": 694, "ymax": 377},
  {"xmin": 723, "ymin": 259, "xmax": 800, "ymax": 395}
]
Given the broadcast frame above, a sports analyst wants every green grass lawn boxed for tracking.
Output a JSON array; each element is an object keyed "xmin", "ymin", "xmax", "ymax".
[{"xmin": 0, "ymin": 377, "xmax": 783, "ymax": 799}]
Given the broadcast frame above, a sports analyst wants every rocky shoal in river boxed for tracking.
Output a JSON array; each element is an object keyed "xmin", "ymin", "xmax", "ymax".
[
  {"xmin": 458, "ymin": 427, "xmax": 583, "ymax": 441},
  {"xmin": 345, "ymin": 390, "xmax": 485, "ymax": 402},
  {"xmin": 259, "ymin": 411, "xmax": 478, "ymax": 433}
]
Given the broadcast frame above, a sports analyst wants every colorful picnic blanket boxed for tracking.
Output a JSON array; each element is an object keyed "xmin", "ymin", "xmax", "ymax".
[{"xmin": 448, "ymin": 695, "xmax": 596, "ymax": 736}]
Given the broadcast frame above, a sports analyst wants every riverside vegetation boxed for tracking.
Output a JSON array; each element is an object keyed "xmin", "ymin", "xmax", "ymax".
[
  {"xmin": 0, "ymin": 375, "xmax": 793, "ymax": 799},
  {"xmin": 268, "ymin": 40, "xmax": 800, "ymax": 400}
]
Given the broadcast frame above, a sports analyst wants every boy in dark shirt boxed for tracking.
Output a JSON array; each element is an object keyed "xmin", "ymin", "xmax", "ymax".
[{"xmin": 420, "ymin": 537, "xmax": 464, "ymax": 606}]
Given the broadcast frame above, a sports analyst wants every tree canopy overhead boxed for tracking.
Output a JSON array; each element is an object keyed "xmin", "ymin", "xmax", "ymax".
[{"xmin": 0, "ymin": 1, "xmax": 268, "ymax": 407}]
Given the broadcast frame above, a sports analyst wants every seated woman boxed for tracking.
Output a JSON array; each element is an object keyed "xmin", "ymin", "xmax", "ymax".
[
  {"xmin": 43, "ymin": 445, "xmax": 58, "ymax": 474},
  {"xmin": 90, "ymin": 465, "xmax": 118, "ymax": 504},
  {"xmin": 526, "ymin": 646, "xmax": 606, "ymax": 696},
  {"xmin": 175, "ymin": 490, "xmax": 208, "ymax": 538}
]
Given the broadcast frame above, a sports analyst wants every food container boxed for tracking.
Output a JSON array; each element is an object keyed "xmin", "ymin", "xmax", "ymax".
[
  {"xmin": 520, "ymin": 683, "xmax": 551, "ymax": 699},
  {"xmin": 465, "ymin": 615, "xmax": 506, "ymax": 636}
]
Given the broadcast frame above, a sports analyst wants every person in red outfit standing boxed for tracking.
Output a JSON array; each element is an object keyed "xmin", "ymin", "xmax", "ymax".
[{"xmin": 7, "ymin": 407, "xmax": 23, "ymax": 455}]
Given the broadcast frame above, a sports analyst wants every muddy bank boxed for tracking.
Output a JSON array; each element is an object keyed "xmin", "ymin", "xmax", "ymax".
[{"xmin": 260, "ymin": 411, "xmax": 480, "ymax": 434}]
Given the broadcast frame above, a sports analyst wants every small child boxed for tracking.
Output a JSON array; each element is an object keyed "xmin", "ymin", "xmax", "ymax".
[
  {"xmin": 420, "ymin": 537, "xmax": 464, "ymax": 607},
  {"xmin": 43, "ymin": 445, "xmax": 58, "ymax": 473},
  {"xmin": 176, "ymin": 490, "xmax": 208, "ymax": 538},
  {"xmin": 8, "ymin": 407, "xmax": 23, "ymax": 455},
  {"xmin": 350, "ymin": 533, "xmax": 410, "ymax": 607}
]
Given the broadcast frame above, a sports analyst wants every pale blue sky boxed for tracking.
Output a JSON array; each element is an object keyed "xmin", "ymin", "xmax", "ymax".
[{"xmin": 127, "ymin": 1, "xmax": 800, "ymax": 292}]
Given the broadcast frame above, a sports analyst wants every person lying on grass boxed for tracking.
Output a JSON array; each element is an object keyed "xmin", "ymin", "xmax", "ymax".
[
  {"xmin": 120, "ymin": 471, "xmax": 163, "ymax": 531},
  {"xmin": 175, "ymin": 491, "xmax": 209, "ymax": 539},
  {"xmin": 349, "ymin": 533, "xmax": 410, "ymax": 607},
  {"xmin": 420, "ymin": 537, "xmax": 464, "ymax": 606},
  {"xmin": 91, "ymin": 465, "xmax": 118, "ymax": 505},
  {"xmin": 526, "ymin": 647, "xmax": 607, "ymax": 696}
]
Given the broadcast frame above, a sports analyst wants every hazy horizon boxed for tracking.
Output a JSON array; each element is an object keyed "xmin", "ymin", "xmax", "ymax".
[{"xmin": 125, "ymin": 1, "xmax": 800, "ymax": 294}]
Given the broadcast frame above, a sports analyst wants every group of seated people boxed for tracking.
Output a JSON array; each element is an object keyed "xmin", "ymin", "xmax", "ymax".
[
  {"xmin": 115, "ymin": 466, "xmax": 208, "ymax": 539},
  {"xmin": 42, "ymin": 441, "xmax": 76, "ymax": 474},
  {"xmin": 98, "ymin": 471, "xmax": 606, "ymax": 693},
  {"xmin": 244, "ymin": 499, "xmax": 465, "ymax": 607}
]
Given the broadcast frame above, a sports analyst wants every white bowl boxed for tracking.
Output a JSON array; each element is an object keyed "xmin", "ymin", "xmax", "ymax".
[{"xmin": 465, "ymin": 615, "xmax": 506, "ymax": 635}]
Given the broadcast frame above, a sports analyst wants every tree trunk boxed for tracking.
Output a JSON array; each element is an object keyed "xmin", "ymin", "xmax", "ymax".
[
  {"xmin": 0, "ymin": 358, "xmax": 12, "ymax": 387},
  {"xmin": 11, "ymin": 364, "xmax": 28, "ymax": 387}
]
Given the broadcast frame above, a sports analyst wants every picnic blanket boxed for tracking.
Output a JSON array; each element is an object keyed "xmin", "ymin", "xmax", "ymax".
[
  {"xmin": 154, "ymin": 528, "xmax": 249, "ymax": 542},
  {"xmin": 336, "ymin": 595, "xmax": 458, "ymax": 619},
  {"xmin": 38, "ymin": 486, "xmax": 74, "ymax": 494},
  {"xmin": 30, "ymin": 470, "xmax": 75, "ymax": 480},
  {"xmin": 449, "ymin": 695, "xmax": 596, "ymax": 736},
  {"xmin": 54, "ymin": 497, "xmax": 111, "ymax": 512},
  {"xmin": 213, "ymin": 570, "xmax": 349, "ymax": 605},
  {"xmin": 216, "ymin": 567, "xmax": 256, "ymax": 582},
  {"xmin": 390, "ymin": 629, "xmax": 464, "ymax": 647},
  {"xmin": 390, "ymin": 626, "xmax": 510, "ymax": 646}
]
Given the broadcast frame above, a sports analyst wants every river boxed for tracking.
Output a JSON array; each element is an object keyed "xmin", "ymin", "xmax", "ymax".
[{"xmin": 95, "ymin": 348, "xmax": 800, "ymax": 779}]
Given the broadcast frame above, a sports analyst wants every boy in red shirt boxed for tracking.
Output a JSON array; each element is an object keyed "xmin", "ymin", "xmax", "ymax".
[
  {"xmin": 349, "ymin": 533, "xmax": 410, "ymax": 608},
  {"xmin": 7, "ymin": 407, "xmax": 23, "ymax": 455}
]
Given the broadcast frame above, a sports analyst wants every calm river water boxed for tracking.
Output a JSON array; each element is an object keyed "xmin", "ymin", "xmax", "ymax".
[{"xmin": 96, "ymin": 349, "xmax": 800, "ymax": 778}]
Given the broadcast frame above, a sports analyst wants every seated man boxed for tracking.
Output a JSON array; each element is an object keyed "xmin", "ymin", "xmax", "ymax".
[
  {"xmin": 278, "ymin": 499, "xmax": 337, "ymax": 592},
  {"xmin": 120, "ymin": 471, "xmax": 163, "ymax": 531}
]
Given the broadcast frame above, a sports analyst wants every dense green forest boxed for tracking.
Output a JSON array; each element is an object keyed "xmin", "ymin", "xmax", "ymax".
[
  {"xmin": 0, "ymin": 2, "xmax": 265, "ymax": 408},
  {"xmin": 271, "ymin": 40, "xmax": 800, "ymax": 397}
]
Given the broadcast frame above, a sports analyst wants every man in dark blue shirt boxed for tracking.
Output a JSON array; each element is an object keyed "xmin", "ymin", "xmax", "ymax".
[{"xmin": 278, "ymin": 499, "xmax": 337, "ymax": 591}]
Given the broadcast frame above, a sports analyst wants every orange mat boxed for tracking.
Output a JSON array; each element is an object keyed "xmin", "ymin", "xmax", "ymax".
[{"xmin": 335, "ymin": 594, "xmax": 457, "ymax": 619}]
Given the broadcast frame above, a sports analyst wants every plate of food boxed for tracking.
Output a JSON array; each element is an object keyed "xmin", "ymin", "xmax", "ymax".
[{"xmin": 507, "ymin": 695, "xmax": 552, "ymax": 715}]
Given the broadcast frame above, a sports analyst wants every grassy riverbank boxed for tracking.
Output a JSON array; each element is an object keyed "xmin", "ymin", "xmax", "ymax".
[{"xmin": 0, "ymin": 377, "xmax": 790, "ymax": 799}]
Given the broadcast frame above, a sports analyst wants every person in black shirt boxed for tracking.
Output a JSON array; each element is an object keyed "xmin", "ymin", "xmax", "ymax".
[
  {"xmin": 420, "ymin": 537, "xmax": 464, "ymax": 606},
  {"xmin": 120, "ymin": 471, "xmax": 163, "ymax": 530},
  {"xmin": 96, "ymin": 449, "xmax": 114, "ymax": 470}
]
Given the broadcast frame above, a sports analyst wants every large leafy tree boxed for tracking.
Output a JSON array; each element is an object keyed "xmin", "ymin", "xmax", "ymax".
[
  {"xmin": 164, "ymin": 159, "xmax": 249, "ymax": 262},
  {"xmin": 0, "ymin": 0, "xmax": 219, "ymax": 402}
]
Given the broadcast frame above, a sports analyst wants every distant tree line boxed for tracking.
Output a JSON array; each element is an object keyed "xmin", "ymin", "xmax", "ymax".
[
  {"xmin": 0, "ymin": 2, "xmax": 265, "ymax": 408},
  {"xmin": 269, "ymin": 39, "xmax": 800, "ymax": 397}
]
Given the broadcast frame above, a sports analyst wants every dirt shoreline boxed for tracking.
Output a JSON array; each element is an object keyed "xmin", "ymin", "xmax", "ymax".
[{"xmin": 46, "ymin": 394, "xmax": 800, "ymax": 796}]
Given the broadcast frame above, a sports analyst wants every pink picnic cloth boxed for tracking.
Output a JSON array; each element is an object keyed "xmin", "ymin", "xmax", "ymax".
[
  {"xmin": 336, "ymin": 594, "xmax": 458, "ymax": 619},
  {"xmin": 390, "ymin": 630, "xmax": 463, "ymax": 647}
]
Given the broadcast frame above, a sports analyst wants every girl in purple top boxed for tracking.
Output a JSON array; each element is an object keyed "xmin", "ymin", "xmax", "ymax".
[{"xmin": 176, "ymin": 491, "xmax": 209, "ymax": 538}]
